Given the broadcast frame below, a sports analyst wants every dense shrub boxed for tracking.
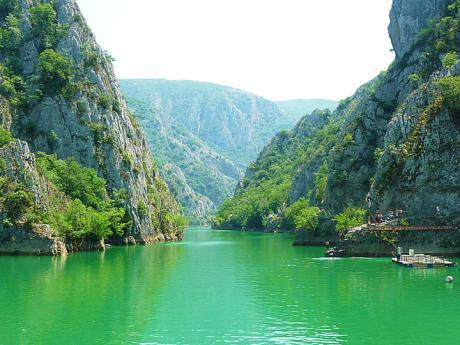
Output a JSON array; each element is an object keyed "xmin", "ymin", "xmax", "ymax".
[
  {"xmin": 436, "ymin": 76, "xmax": 460, "ymax": 112},
  {"xmin": 30, "ymin": 2, "xmax": 63, "ymax": 49},
  {"xmin": 443, "ymin": 51, "xmax": 458, "ymax": 69},
  {"xmin": 46, "ymin": 199, "xmax": 121, "ymax": 240},
  {"xmin": 334, "ymin": 207, "xmax": 367, "ymax": 233},
  {"xmin": 36, "ymin": 154, "xmax": 129, "ymax": 240},
  {"xmin": 37, "ymin": 154, "xmax": 106, "ymax": 209},
  {"xmin": 0, "ymin": 127, "xmax": 13, "ymax": 147},
  {"xmin": 283, "ymin": 198, "xmax": 320, "ymax": 231},
  {"xmin": 0, "ymin": 63, "xmax": 25, "ymax": 106},
  {"xmin": 214, "ymin": 110, "xmax": 340, "ymax": 230},
  {"xmin": 314, "ymin": 162, "xmax": 328, "ymax": 204},
  {"xmin": 98, "ymin": 94, "xmax": 111, "ymax": 110},
  {"xmin": 138, "ymin": 201, "xmax": 148, "ymax": 218},
  {"xmin": 0, "ymin": 158, "xmax": 6, "ymax": 173},
  {"xmin": 5, "ymin": 190, "xmax": 32, "ymax": 219},
  {"xmin": 0, "ymin": 0, "xmax": 18, "ymax": 18},
  {"xmin": 38, "ymin": 49, "xmax": 74, "ymax": 92},
  {"xmin": 165, "ymin": 213, "xmax": 188, "ymax": 234},
  {"xmin": 0, "ymin": 13, "xmax": 22, "ymax": 53}
]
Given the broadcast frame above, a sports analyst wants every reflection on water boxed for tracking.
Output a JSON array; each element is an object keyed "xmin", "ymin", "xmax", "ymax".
[{"xmin": 0, "ymin": 227, "xmax": 459, "ymax": 345}]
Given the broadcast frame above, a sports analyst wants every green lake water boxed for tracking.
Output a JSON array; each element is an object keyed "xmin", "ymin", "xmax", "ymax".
[{"xmin": 1, "ymin": 227, "xmax": 459, "ymax": 345}]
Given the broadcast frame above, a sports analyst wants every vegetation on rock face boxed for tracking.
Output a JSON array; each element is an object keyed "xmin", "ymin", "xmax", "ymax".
[
  {"xmin": 216, "ymin": 0, "xmax": 460, "ymax": 246},
  {"xmin": 30, "ymin": 1, "xmax": 68, "ymax": 51},
  {"xmin": 0, "ymin": 127, "xmax": 13, "ymax": 146},
  {"xmin": 38, "ymin": 49, "xmax": 74, "ymax": 93},
  {"xmin": 436, "ymin": 76, "xmax": 460, "ymax": 113},
  {"xmin": 121, "ymin": 79, "xmax": 337, "ymax": 223},
  {"xmin": 333, "ymin": 208, "xmax": 367, "ymax": 233},
  {"xmin": 0, "ymin": 152, "xmax": 131, "ymax": 241},
  {"xmin": 213, "ymin": 109, "xmax": 341, "ymax": 231},
  {"xmin": 0, "ymin": 0, "xmax": 185, "ymax": 251},
  {"xmin": 283, "ymin": 199, "xmax": 320, "ymax": 232},
  {"xmin": 164, "ymin": 213, "xmax": 188, "ymax": 234},
  {"xmin": 35, "ymin": 154, "xmax": 129, "ymax": 240}
]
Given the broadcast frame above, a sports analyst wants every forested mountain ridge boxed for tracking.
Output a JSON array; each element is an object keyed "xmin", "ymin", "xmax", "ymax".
[
  {"xmin": 0, "ymin": 0, "xmax": 185, "ymax": 255},
  {"xmin": 121, "ymin": 79, "xmax": 337, "ymax": 222},
  {"xmin": 275, "ymin": 99, "xmax": 338, "ymax": 123},
  {"xmin": 215, "ymin": 0, "xmax": 460, "ymax": 252}
]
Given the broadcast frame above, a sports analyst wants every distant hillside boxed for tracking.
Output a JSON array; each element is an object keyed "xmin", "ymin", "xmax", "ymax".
[
  {"xmin": 121, "ymin": 80, "xmax": 295, "ymax": 166},
  {"xmin": 120, "ymin": 79, "xmax": 337, "ymax": 221},
  {"xmin": 276, "ymin": 99, "xmax": 338, "ymax": 122}
]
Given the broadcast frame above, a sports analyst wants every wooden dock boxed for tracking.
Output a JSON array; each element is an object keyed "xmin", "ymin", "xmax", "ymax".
[
  {"xmin": 369, "ymin": 225, "xmax": 456, "ymax": 231},
  {"xmin": 393, "ymin": 254, "xmax": 456, "ymax": 268}
]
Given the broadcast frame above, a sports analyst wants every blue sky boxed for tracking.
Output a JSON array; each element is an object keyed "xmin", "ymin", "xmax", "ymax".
[{"xmin": 76, "ymin": 0, "xmax": 394, "ymax": 101}]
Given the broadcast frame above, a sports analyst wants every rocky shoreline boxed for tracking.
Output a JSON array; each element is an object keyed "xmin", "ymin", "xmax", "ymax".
[{"xmin": 0, "ymin": 224, "xmax": 184, "ymax": 256}]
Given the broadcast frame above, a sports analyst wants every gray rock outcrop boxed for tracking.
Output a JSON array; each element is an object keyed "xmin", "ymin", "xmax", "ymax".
[{"xmin": 389, "ymin": 0, "xmax": 450, "ymax": 57}]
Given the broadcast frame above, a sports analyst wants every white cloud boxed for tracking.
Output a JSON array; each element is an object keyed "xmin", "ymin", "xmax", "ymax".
[{"xmin": 76, "ymin": 0, "xmax": 394, "ymax": 101}]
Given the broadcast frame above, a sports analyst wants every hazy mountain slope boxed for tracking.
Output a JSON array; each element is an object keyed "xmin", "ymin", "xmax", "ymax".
[
  {"xmin": 120, "ymin": 79, "xmax": 337, "ymax": 221},
  {"xmin": 0, "ymin": 0, "xmax": 184, "ymax": 254},
  {"xmin": 120, "ymin": 79, "xmax": 295, "ymax": 166},
  {"xmin": 122, "ymin": 94, "xmax": 238, "ymax": 222},
  {"xmin": 276, "ymin": 99, "xmax": 338, "ymax": 122}
]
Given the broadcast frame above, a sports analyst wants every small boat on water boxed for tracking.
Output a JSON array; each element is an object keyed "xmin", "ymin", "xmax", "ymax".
[
  {"xmin": 393, "ymin": 249, "xmax": 456, "ymax": 268},
  {"xmin": 325, "ymin": 247, "xmax": 345, "ymax": 258}
]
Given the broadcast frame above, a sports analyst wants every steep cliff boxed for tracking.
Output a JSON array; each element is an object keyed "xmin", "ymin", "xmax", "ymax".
[
  {"xmin": 216, "ymin": 0, "xmax": 460, "ymax": 253},
  {"xmin": 389, "ymin": 0, "xmax": 450, "ymax": 58},
  {"xmin": 0, "ymin": 0, "xmax": 184, "ymax": 254}
]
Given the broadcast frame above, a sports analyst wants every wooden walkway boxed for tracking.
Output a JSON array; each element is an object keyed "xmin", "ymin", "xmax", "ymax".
[{"xmin": 368, "ymin": 225, "xmax": 457, "ymax": 231}]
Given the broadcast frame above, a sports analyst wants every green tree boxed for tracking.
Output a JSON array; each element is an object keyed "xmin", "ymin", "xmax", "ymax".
[
  {"xmin": 0, "ymin": 127, "xmax": 13, "ymax": 147},
  {"xmin": 138, "ymin": 201, "xmax": 148, "ymax": 218},
  {"xmin": 30, "ymin": 3, "xmax": 61, "ymax": 49},
  {"xmin": 5, "ymin": 190, "xmax": 32, "ymax": 219},
  {"xmin": 0, "ymin": 0, "xmax": 18, "ymax": 17},
  {"xmin": 165, "ymin": 213, "xmax": 188, "ymax": 234},
  {"xmin": 294, "ymin": 206, "xmax": 320, "ymax": 232},
  {"xmin": 0, "ymin": 14, "xmax": 22, "ymax": 52},
  {"xmin": 0, "ymin": 63, "xmax": 25, "ymax": 106},
  {"xmin": 36, "ymin": 154, "xmax": 130, "ymax": 240},
  {"xmin": 314, "ymin": 162, "xmax": 328, "ymax": 204},
  {"xmin": 436, "ymin": 76, "xmax": 460, "ymax": 113},
  {"xmin": 283, "ymin": 198, "xmax": 320, "ymax": 231},
  {"xmin": 38, "ymin": 49, "xmax": 74, "ymax": 92},
  {"xmin": 443, "ymin": 51, "xmax": 458, "ymax": 69},
  {"xmin": 334, "ymin": 207, "xmax": 367, "ymax": 233},
  {"xmin": 37, "ymin": 154, "xmax": 106, "ymax": 209}
]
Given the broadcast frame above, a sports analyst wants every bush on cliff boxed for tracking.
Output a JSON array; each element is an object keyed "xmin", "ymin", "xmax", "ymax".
[
  {"xmin": 334, "ymin": 208, "xmax": 367, "ymax": 233},
  {"xmin": 30, "ymin": 2, "xmax": 64, "ymax": 49},
  {"xmin": 164, "ymin": 213, "xmax": 188, "ymax": 234},
  {"xmin": 436, "ymin": 76, "xmax": 460, "ymax": 113},
  {"xmin": 38, "ymin": 49, "xmax": 74, "ymax": 93},
  {"xmin": 0, "ymin": 127, "xmax": 12, "ymax": 147},
  {"xmin": 36, "ymin": 154, "xmax": 129, "ymax": 240},
  {"xmin": 283, "ymin": 198, "xmax": 320, "ymax": 231},
  {"xmin": 0, "ymin": 0, "xmax": 18, "ymax": 18}
]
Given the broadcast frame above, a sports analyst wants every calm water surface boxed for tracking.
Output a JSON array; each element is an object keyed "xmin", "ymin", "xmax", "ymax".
[{"xmin": 1, "ymin": 227, "xmax": 459, "ymax": 344}]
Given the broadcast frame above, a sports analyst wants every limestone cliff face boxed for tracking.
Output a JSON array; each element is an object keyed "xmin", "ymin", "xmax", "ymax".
[
  {"xmin": 222, "ymin": 0, "xmax": 460, "ymax": 243},
  {"xmin": 288, "ymin": 0, "xmax": 460, "ymax": 244},
  {"xmin": 389, "ymin": 0, "xmax": 450, "ymax": 57},
  {"xmin": 371, "ymin": 63, "xmax": 460, "ymax": 217},
  {"xmin": 0, "ymin": 0, "xmax": 181, "ymax": 248},
  {"xmin": 0, "ymin": 139, "xmax": 68, "ymax": 255}
]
